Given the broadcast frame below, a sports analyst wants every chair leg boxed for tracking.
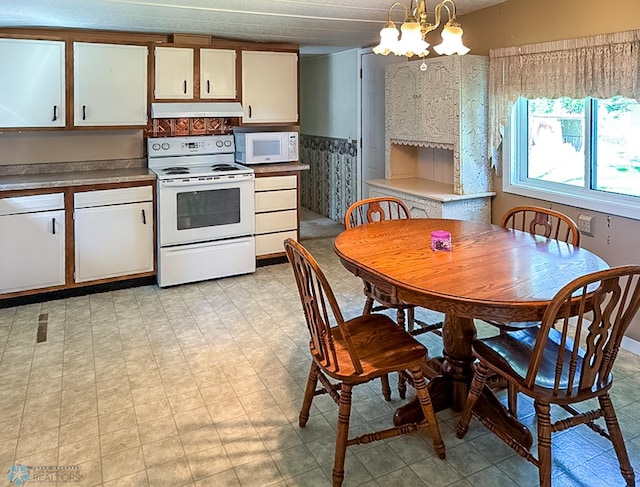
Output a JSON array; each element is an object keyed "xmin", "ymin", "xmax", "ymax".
[
  {"xmin": 299, "ymin": 363, "xmax": 319, "ymax": 427},
  {"xmin": 332, "ymin": 383, "xmax": 353, "ymax": 487},
  {"xmin": 507, "ymin": 383, "xmax": 518, "ymax": 416},
  {"xmin": 407, "ymin": 307, "xmax": 415, "ymax": 333},
  {"xmin": 534, "ymin": 400, "xmax": 552, "ymax": 487},
  {"xmin": 363, "ymin": 296, "xmax": 374, "ymax": 315},
  {"xmin": 380, "ymin": 374, "xmax": 392, "ymax": 401},
  {"xmin": 397, "ymin": 371, "xmax": 407, "ymax": 399},
  {"xmin": 456, "ymin": 361, "xmax": 489, "ymax": 439},
  {"xmin": 409, "ymin": 366, "xmax": 445, "ymax": 459},
  {"xmin": 599, "ymin": 394, "xmax": 635, "ymax": 486},
  {"xmin": 396, "ymin": 308, "xmax": 406, "ymax": 329}
]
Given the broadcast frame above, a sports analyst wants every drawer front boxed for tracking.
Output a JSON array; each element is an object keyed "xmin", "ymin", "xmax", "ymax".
[
  {"xmin": 0, "ymin": 193, "xmax": 64, "ymax": 216},
  {"xmin": 255, "ymin": 189, "xmax": 297, "ymax": 212},
  {"xmin": 255, "ymin": 175, "xmax": 297, "ymax": 191},
  {"xmin": 74, "ymin": 185, "xmax": 153, "ymax": 208},
  {"xmin": 256, "ymin": 230, "xmax": 298, "ymax": 256},
  {"xmin": 255, "ymin": 209, "xmax": 297, "ymax": 234}
]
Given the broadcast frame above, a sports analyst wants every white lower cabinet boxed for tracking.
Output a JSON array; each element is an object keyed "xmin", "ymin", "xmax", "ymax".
[
  {"xmin": 254, "ymin": 174, "xmax": 298, "ymax": 257},
  {"xmin": 0, "ymin": 193, "xmax": 65, "ymax": 294},
  {"xmin": 74, "ymin": 186, "xmax": 153, "ymax": 283}
]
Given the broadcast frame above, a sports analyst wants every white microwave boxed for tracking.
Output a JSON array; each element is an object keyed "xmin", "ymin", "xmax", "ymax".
[{"xmin": 234, "ymin": 131, "xmax": 299, "ymax": 164}]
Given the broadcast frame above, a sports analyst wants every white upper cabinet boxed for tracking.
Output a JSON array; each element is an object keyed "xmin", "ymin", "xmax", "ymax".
[
  {"xmin": 154, "ymin": 47, "xmax": 194, "ymax": 99},
  {"xmin": 74, "ymin": 42, "xmax": 148, "ymax": 126},
  {"xmin": 242, "ymin": 51, "xmax": 298, "ymax": 124},
  {"xmin": 200, "ymin": 48, "xmax": 236, "ymax": 99},
  {"xmin": 0, "ymin": 39, "xmax": 66, "ymax": 128}
]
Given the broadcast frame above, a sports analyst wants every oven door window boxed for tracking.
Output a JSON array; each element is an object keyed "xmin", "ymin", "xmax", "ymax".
[{"xmin": 176, "ymin": 188, "xmax": 240, "ymax": 230}]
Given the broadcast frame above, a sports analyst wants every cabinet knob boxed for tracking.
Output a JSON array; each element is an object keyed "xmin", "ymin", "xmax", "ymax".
[
  {"xmin": 52, "ymin": 105, "xmax": 57, "ymax": 122},
  {"xmin": 248, "ymin": 105, "xmax": 252, "ymax": 118},
  {"xmin": 207, "ymin": 80, "xmax": 210, "ymax": 94},
  {"xmin": 82, "ymin": 105, "xmax": 87, "ymax": 120},
  {"xmin": 52, "ymin": 217, "xmax": 56, "ymax": 235},
  {"xmin": 183, "ymin": 80, "xmax": 187, "ymax": 94},
  {"xmin": 141, "ymin": 209, "xmax": 147, "ymax": 225}
]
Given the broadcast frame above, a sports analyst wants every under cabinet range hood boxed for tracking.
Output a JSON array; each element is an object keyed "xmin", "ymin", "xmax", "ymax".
[{"xmin": 151, "ymin": 102, "xmax": 244, "ymax": 119}]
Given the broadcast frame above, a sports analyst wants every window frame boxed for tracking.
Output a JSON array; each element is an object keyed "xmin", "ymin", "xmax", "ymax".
[{"xmin": 503, "ymin": 97, "xmax": 640, "ymax": 221}]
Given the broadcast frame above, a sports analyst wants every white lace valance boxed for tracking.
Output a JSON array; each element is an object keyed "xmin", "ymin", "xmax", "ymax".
[{"xmin": 489, "ymin": 29, "xmax": 640, "ymax": 168}]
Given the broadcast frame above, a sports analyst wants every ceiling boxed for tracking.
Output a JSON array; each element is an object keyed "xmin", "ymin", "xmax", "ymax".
[{"xmin": 1, "ymin": 0, "xmax": 505, "ymax": 54}]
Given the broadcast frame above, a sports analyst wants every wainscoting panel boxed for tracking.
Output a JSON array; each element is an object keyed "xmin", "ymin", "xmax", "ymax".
[{"xmin": 300, "ymin": 134, "xmax": 357, "ymax": 223}]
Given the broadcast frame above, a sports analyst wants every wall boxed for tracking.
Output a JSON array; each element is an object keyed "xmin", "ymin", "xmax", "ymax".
[
  {"xmin": 0, "ymin": 131, "xmax": 144, "ymax": 165},
  {"xmin": 460, "ymin": 0, "xmax": 640, "ymax": 342},
  {"xmin": 299, "ymin": 50, "xmax": 359, "ymax": 222}
]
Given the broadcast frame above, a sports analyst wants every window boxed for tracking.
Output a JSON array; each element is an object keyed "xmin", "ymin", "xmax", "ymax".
[{"xmin": 505, "ymin": 96, "xmax": 640, "ymax": 220}]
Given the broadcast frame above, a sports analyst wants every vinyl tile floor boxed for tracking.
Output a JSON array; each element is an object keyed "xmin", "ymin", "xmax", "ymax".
[{"xmin": 2, "ymin": 236, "xmax": 640, "ymax": 487}]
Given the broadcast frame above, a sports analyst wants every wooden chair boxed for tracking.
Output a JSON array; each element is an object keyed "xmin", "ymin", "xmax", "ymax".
[
  {"xmin": 284, "ymin": 238, "xmax": 445, "ymax": 487},
  {"xmin": 456, "ymin": 265, "xmax": 640, "ymax": 487},
  {"xmin": 344, "ymin": 197, "xmax": 444, "ymax": 400}
]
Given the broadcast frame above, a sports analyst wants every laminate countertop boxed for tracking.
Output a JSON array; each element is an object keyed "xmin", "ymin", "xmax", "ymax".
[{"xmin": 0, "ymin": 160, "xmax": 310, "ymax": 192}]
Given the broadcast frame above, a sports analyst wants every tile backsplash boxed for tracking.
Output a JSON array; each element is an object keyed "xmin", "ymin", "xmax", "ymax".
[{"xmin": 145, "ymin": 118, "xmax": 234, "ymax": 137}]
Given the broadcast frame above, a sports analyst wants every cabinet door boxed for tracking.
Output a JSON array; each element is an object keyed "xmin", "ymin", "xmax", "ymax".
[
  {"xmin": 200, "ymin": 49, "xmax": 236, "ymax": 99},
  {"xmin": 0, "ymin": 39, "xmax": 65, "ymax": 128},
  {"xmin": 418, "ymin": 57, "xmax": 458, "ymax": 145},
  {"xmin": 74, "ymin": 42, "xmax": 148, "ymax": 126},
  {"xmin": 0, "ymin": 209, "xmax": 65, "ymax": 294},
  {"xmin": 385, "ymin": 64, "xmax": 421, "ymax": 142},
  {"xmin": 155, "ymin": 47, "xmax": 194, "ymax": 99},
  {"xmin": 242, "ymin": 51, "xmax": 298, "ymax": 123},
  {"xmin": 75, "ymin": 201, "xmax": 153, "ymax": 282}
]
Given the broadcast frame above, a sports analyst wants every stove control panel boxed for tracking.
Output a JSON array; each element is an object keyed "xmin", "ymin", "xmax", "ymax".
[{"xmin": 147, "ymin": 135, "xmax": 234, "ymax": 158}]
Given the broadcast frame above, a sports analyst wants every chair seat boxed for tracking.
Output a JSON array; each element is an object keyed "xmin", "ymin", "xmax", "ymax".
[
  {"xmin": 318, "ymin": 314, "xmax": 427, "ymax": 382},
  {"xmin": 473, "ymin": 327, "xmax": 608, "ymax": 399}
]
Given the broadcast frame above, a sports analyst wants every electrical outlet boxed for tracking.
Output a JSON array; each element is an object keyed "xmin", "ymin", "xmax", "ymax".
[{"xmin": 577, "ymin": 214, "xmax": 594, "ymax": 237}]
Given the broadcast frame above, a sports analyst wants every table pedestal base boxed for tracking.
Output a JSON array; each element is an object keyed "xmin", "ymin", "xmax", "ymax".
[{"xmin": 393, "ymin": 316, "xmax": 533, "ymax": 450}]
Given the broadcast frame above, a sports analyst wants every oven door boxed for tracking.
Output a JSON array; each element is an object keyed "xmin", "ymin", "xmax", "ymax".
[{"xmin": 158, "ymin": 175, "xmax": 255, "ymax": 246}]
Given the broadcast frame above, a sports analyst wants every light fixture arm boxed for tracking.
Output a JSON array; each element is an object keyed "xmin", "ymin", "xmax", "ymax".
[{"xmin": 415, "ymin": 0, "xmax": 458, "ymax": 39}]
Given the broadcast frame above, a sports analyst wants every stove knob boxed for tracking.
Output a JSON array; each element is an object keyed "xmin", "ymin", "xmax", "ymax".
[
  {"xmin": 161, "ymin": 143, "xmax": 170, "ymax": 150},
  {"xmin": 215, "ymin": 140, "xmax": 223, "ymax": 148},
  {"xmin": 224, "ymin": 140, "xmax": 232, "ymax": 147},
  {"xmin": 151, "ymin": 143, "xmax": 160, "ymax": 151}
]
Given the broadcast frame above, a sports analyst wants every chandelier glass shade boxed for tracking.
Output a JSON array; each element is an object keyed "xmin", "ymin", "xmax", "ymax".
[{"xmin": 373, "ymin": 0, "xmax": 469, "ymax": 58}]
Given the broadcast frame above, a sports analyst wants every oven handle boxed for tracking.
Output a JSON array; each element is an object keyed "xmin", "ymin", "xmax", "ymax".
[{"xmin": 159, "ymin": 176, "xmax": 254, "ymax": 188}]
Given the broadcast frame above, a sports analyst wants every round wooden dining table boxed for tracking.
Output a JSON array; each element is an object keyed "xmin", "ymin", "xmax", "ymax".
[{"xmin": 333, "ymin": 218, "xmax": 609, "ymax": 447}]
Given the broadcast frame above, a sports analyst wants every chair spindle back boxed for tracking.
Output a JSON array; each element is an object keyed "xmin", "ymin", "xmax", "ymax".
[
  {"xmin": 345, "ymin": 197, "xmax": 411, "ymax": 229},
  {"xmin": 526, "ymin": 266, "xmax": 640, "ymax": 396},
  {"xmin": 284, "ymin": 238, "xmax": 363, "ymax": 375},
  {"xmin": 501, "ymin": 206, "xmax": 581, "ymax": 246}
]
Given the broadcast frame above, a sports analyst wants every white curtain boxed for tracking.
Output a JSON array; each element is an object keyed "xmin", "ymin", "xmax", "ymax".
[{"xmin": 489, "ymin": 29, "xmax": 640, "ymax": 168}]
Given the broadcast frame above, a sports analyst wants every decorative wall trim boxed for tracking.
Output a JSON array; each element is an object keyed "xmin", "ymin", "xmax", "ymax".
[{"xmin": 300, "ymin": 134, "xmax": 357, "ymax": 223}]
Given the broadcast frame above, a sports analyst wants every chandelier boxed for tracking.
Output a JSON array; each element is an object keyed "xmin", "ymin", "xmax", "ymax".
[{"xmin": 373, "ymin": 0, "xmax": 470, "ymax": 58}]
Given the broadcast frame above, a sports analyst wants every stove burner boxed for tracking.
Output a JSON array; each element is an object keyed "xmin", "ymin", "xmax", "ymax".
[
  {"xmin": 162, "ymin": 167, "xmax": 190, "ymax": 175},
  {"xmin": 211, "ymin": 164, "xmax": 237, "ymax": 172}
]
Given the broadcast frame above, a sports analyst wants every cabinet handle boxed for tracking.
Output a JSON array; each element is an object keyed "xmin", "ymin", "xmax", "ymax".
[
  {"xmin": 52, "ymin": 105, "xmax": 57, "ymax": 122},
  {"xmin": 82, "ymin": 105, "xmax": 86, "ymax": 120},
  {"xmin": 52, "ymin": 217, "xmax": 56, "ymax": 235},
  {"xmin": 207, "ymin": 80, "xmax": 210, "ymax": 94},
  {"xmin": 183, "ymin": 80, "xmax": 187, "ymax": 94},
  {"xmin": 141, "ymin": 209, "xmax": 147, "ymax": 225},
  {"xmin": 248, "ymin": 105, "xmax": 252, "ymax": 118}
]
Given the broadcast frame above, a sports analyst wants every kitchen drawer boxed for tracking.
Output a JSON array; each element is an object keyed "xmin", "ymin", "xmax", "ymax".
[
  {"xmin": 74, "ymin": 185, "xmax": 153, "ymax": 208},
  {"xmin": 256, "ymin": 230, "xmax": 297, "ymax": 256},
  {"xmin": 255, "ymin": 175, "xmax": 297, "ymax": 191},
  {"xmin": 255, "ymin": 189, "xmax": 297, "ymax": 212},
  {"xmin": 255, "ymin": 209, "xmax": 297, "ymax": 234},
  {"xmin": 0, "ymin": 193, "xmax": 64, "ymax": 216}
]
